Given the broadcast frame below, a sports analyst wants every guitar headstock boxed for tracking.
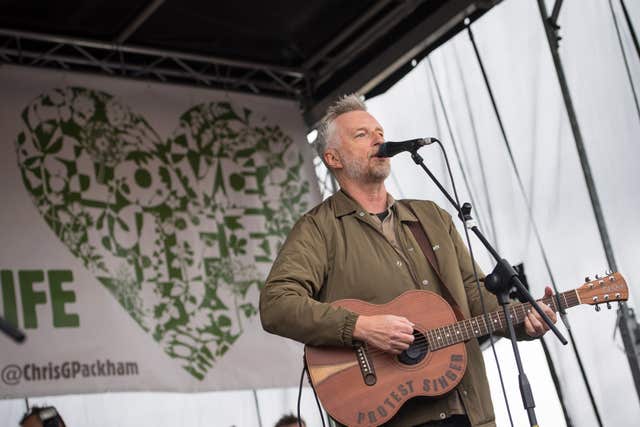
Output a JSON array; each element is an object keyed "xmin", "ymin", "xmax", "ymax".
[{"xmin": 577, "ymin": 272, "xmax": 628, "ymax": 309}]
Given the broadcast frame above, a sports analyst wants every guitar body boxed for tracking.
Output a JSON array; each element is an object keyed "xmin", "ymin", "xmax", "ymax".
[
  {"xmin": 304, "ymin": 272, "xmax": 629, "ymax": 426},
  {"xmin": 305, "ymin": 290, "xmax": 467, "ymax": 427}
]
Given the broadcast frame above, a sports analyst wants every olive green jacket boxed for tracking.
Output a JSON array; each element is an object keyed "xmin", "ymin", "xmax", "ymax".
[{"xmin": 261, "ymin": 190, "xmax": 528, "ymax": 427}]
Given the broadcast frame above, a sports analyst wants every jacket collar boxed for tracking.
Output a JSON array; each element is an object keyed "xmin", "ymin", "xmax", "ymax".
[
  {"xmin": 332, "ymin": 189, "xmax": 361, "ymax": 218},
  {"xmin": 395, "ymin": 199, "xmax": 419, "ymax": 222},
  {"xmin": 332, "ymin": 189, "xmax": 418, "ymax": 222}
]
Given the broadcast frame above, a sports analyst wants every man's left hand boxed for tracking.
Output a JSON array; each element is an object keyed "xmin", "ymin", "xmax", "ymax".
[{"xmin": 524, "ymin": 286, "xmax": 557, "ymax": 337}]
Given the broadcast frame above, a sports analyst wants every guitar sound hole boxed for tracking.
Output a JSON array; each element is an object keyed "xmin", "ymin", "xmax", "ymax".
[{"xmin": 398, "ymin": 330, "xmax": 428, "ymax": 366}]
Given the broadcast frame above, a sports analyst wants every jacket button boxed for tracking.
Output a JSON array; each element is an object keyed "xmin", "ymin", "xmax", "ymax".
[
  {"xmin": 422, "ymin": 279, "xmax": 429, "ymax": 286},
  {"xmin": 439, "ymin": 412, "xmax": 446, "ymax": 419},
  {"xmin": 396, "ymin": 260, "xmax": 402, "ymax": 267},
  {"xmin": 358, "ymin": 211, "xmax": 365, "ymax": 217}
]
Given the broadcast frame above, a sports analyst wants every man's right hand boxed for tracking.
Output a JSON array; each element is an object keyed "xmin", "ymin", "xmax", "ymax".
[{"xmin": 352, "ymin": 314, "xmax": 415, "ymax": 354}]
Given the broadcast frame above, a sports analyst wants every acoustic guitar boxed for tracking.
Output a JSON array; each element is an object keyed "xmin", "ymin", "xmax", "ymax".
[{"xmin": 304, "ymin": 272, "xmax": 628, "ymax": 426}]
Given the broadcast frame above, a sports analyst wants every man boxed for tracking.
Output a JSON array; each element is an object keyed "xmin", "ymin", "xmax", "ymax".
[
  {"xmin": 260, "ymin": 94, "xmax": 556, "ymax": 427},
  {"xmin": 275, "ymin": 413, "xmax": 306, "ymax": 427},
  {"xmin": 20, "ymin": 406, "xmax": 66, "ymax": 427}
]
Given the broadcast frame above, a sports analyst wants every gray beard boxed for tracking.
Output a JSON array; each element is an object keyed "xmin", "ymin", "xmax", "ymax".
[{"xmin": 342, "ymin": 155, "xmax": 390, "ymax": 183}]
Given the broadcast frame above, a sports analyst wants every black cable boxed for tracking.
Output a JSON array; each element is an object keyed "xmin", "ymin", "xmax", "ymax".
[
  {"xmin": 434, "ymin": 138, "xmax": 515, "ymax": 427},
  {"xmin": 466, "ymin": 20, "xmax": 604, "ymax": 427},
  {"xmin": 451, "ymin": 43, "xmax": 499, "ymax": 247},
  {"xmin": 426, "ymin": 58, "xmax": 489, "ymax": 237},
  {"xmin": 619, "ymin": 0, "xmax": 640, "ymax": 66},
  {"xmin": 465, "ymin": 22, "xmax": 560, "ymax": 298},
  {"xmin": 427, "ymin": 61, "xmax": 515, "ymax": 426},
  {"xmin": 297, "ymin": 365, "xmax": 305, "ymax": 427},
  {"xmin": 608, "ymin": 0, "xmax": 640, "ymax": 123},
  {"xmin": 427, "ymin": 64, "xmax": 449, "ymax": 187},
  {"xmin": 540, "ymin": 337, "xmax": 574, "ymax": 427},
  {"xmin": 441, "ymin": 52, "xmax": 485, "ymax": 213},
  {"xmin": 253, "ymin": 389, "xmax": 264, "ymax": 427},
  {"xmin": 310, "ymin": 372, "xmax": 327, "ymax": 427},
  {"xmin": 297, "ymin": 363, "xmax": 326, "ymax": 427}
]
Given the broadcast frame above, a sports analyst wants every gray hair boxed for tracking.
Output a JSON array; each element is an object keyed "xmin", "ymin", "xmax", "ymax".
[{"xmin": 315, "ymin": 94, "xmax": 367, "ymax": 158}]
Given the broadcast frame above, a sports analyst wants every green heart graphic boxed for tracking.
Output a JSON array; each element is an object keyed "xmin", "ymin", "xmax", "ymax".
[{"xmin": 16, "ymin": 87, "xmax": 311, "ymax": 380}]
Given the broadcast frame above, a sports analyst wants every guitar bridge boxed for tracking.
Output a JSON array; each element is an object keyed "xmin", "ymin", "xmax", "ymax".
[{"xmin": 355, "ymin": 343, "xmax": 377, "ymax": 386}]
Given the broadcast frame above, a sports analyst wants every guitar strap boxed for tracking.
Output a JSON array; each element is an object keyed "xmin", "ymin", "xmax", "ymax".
[{"xmin": 404, "ymin": 206, "xmax": 465, "ymax": 321}]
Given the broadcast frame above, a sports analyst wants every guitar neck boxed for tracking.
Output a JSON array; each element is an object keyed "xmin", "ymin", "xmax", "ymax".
[{"xmin": 427, "ymin": 290, "xmax": 579, "ymax": 350}]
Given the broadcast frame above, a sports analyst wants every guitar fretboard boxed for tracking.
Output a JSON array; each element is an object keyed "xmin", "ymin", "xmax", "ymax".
[{"xmin": 426, "ymin": 290, "xmax": 580, "ymax": 350}]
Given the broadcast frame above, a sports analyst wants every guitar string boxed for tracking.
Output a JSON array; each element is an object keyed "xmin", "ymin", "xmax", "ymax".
[
  {"xmin": 335, "ymin": 285, "xmax": 617, "ymax": 370},
  {"xmin": 363, "ymin": 288, "xmax": 605, "ymax": 359},
  {"xmin": 359, "ymin": 294, "xmax": 579, "ymax": 358},
  {"xmin": 364, "ymin": 310, "xmax": 528, "ymax": 358},
  {"xmin": 346, "ymin": 279, "xmax": 609, "ymax": 356},
  {"xmin": 364, "ymin": 310, "xmax": 508, "ymax": 357}
]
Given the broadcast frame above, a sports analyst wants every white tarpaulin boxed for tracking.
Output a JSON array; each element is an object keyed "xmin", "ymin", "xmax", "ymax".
[
  {"xmin": 368, "ymin": 1, "xmax": 640, "ymax": 426},
  {"xmin": 0, "ymin": 65, "xmax": 319, "ymax": 398},
  {"xmin": 1, "ymin": 0, "xmax": 639, "ymax": 426}
]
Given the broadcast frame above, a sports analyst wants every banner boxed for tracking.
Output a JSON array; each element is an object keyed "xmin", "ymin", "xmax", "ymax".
[{"xmin": 0, "ymin": 66, "xmax": 319, "ymax": 397}]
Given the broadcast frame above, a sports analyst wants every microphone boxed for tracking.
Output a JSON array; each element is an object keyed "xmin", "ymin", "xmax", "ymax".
[{"xmin": 375, "ymin": 137, "xmax": 438, "ymax": 158}]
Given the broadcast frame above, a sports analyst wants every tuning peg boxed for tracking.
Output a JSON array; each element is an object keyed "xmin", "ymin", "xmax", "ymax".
[
  {"xmin": 595, "ymin": 274, "xmax": 601, "ymax": 280},
  {"xmin": 595, "ymin": 304, "xmax": 601, "ymax": 312},
  {"xmin": 606, "ymin": 269, "xmax": 613, "ymax": 275},
  {"xmin": 585, "ymin": 276, "xmax": 592, "ymax": 282},
  {"xmin": 606, "ymin": 302, "xmax": 612, "ymax": 310}
]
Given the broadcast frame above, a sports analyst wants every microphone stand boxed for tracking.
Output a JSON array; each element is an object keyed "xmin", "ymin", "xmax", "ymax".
[
  {"xmin": 0, "ymin": 315, "xmax": 25, "ymax": 343},
  {"xmin": 409, "ymin": 149, "xmax": 567, "ymax": 427}
]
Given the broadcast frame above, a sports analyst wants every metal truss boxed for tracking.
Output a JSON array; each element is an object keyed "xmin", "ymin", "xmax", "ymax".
[
  {"xmin": 0, "ymin": 0, "xmax": 496, "ymax": 125},
  {"xmin": 0, "ymin": 28, "xmax": 307, "ymax": 101},
  {"xmin": 0, "ymin": 0, "xmax": 407, "ymax": 107}
]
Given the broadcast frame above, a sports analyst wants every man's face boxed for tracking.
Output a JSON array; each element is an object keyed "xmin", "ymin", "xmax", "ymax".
[
  {"xmin": 21, "ymin": 408, "xmax": 65, "ymax": 427},
  {"xmin": 21, "ymin": 414, "xmax": 63, "ymax": 427},
  {"xmin": 20, "ymin": 414, "xmax": 41, "ymax": 427},
  {"xmin": 325, "ymin": 110, "xmax": 390, "ymax": 183}
]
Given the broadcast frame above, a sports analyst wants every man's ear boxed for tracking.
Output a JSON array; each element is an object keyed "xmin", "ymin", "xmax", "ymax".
[{"xmin": 324, "ymin": 148, "xmax": 342, "ymax": 170}]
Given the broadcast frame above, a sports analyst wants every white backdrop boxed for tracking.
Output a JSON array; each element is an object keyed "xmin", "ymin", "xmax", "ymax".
[
  {"xmin": 368, "ymin": 0, "xmax": 640, "ymax": 426},
  {"xmin": 1, "ymin": 0, "xmax": 639, "ymax": 426}
]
